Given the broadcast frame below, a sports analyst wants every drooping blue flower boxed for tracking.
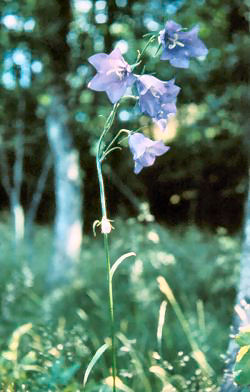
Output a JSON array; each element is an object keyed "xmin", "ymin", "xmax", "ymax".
[
  {"xmin": 88, "ymin": 48, "xmax": 136, "ymax": 103},
  {"xmin": 159, "ymin": 20, "xmax": 208, "ymax": 68},
  {"xmin": 136, "ymin": 75, "xmax": 180, "ymax": 130},
  {"xmin": 129, "ymin": 132, "xmax": 170, "ymax": 174}
]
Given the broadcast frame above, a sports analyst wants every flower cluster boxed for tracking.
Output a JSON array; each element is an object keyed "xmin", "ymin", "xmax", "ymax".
[{"xmin": 88, "ymin": 20, "xmax": 208, "ymax": 174}]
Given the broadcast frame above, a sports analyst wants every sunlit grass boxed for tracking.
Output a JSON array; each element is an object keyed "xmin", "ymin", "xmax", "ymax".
[{"xmin": 0, "ymin": 216, "xmax": 240, "ymax": 391}]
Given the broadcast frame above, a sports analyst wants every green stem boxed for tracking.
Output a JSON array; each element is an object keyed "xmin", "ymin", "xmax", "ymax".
[
  {"xmin": 104, "ymin": 232, "xmax": 117, "ymax": 390},
  {"xmin": 97, "ymin": 103, "xmax": 119, "ymax": 161},
  {"xmin": 96, "ymin": 104, "xmax": 119, "ymax": 392},
  {"xmin": 102, "ymin": 130, "xmax": 127, "ymax": 161},
  {"xmin": 135, "ymin": 35, "xmax": 156, "ymax": 65},
  {"xmin": 101, "ymin": 96, "xmax": 138, "ymax": 161}
]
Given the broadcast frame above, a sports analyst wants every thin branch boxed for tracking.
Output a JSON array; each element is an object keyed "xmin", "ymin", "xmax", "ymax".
[
  {"xmin": 26, "ymin": 153, "xmax": 53, "ymax": 229},
  {"xmin": 0, "ymin": 144, "xmax": 11, "ymax": 197},
  {"xmin": 103, "ymin": 164, "xmax": 141, "ymax": 212},
  {"xmin": 13, "ymin": 118, "xmax": 25, "ymax": 202}
]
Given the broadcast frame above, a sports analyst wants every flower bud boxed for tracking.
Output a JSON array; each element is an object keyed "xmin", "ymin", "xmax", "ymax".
[{"xmin": 101, "ymin": 217, "xmax": 114, "ymax": 234}]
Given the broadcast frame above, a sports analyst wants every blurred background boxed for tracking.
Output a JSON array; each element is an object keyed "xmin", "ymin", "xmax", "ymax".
[{"xmin": 0, "ymin": 0, "xmax": 249, "ymax": 391}]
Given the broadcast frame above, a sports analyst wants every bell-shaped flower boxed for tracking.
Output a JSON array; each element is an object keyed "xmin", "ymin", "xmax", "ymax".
[
  {"xmin": 159, "ymin": 20, "xmax": 208, "ymax": 68},
  {"xmin": 88, "ymin": 48, "xmax": 136, "ymax": 103},
  {"xmin": 129, "ymin": 132, "xmax": 170, "ymax": 174},
  {"xmin": 136, "ymin": 75, "xmax": 180, "ymax": 130}
]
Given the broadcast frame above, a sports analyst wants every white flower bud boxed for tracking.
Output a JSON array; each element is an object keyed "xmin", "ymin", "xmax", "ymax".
[{"xmin": 101, "ymin": 217, "xmax": 114, "ymax": 234}]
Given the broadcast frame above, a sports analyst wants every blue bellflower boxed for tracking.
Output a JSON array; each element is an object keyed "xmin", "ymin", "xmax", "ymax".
[
  {"xmin": 88, "ymin": 48, "xmax": 136, "ymax": 103},
  {"xmin": 136, "ymin": 75, "xmax": 180, "ymax": 130},
  {"xmin": 129, "ymin": 132, "xmax": 170, "ymax": 174},
  {"xmin": 160, "ymin": 20, "xmax": 208, "ymax": 68}
]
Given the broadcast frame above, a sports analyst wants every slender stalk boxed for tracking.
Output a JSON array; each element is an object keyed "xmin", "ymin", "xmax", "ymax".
[
  {"xmin": 135, "ymin": 35, "xmax": 156, "ymax": 66},
  {"xmin": 101, "ymin": 96, "xmax": 138, "ymax": 161},
  {"xmin": 104, "ymin": 232, "xmax": 117, "ymax": 391},
  {"xmin": 96, "ymin": 104, "xmax": 119, "ymax": 392}
]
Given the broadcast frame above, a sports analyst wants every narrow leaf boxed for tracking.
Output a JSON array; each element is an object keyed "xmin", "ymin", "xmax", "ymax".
[
  {"xmin": 157, "ymin": 276, "xmax": 214, "ymax": 375},
  {"xmin": 234, "ymin": 349, "xmax": 250, "ymax": 385},
  {"xmin": 237, "ymin": 346, "xmax": 250, "ymax": 363},
  {"xmin": 83, "ymin": 343, "xmax": 109, "ymax": 387},
  {"xmin": 142, "ymin": 32, "xmax": 156, "ymax": 38},
  {"xmin": 110, "ymin": 252, "xmax": 136, "ymax": 280},
  {"xmin": 157, "ymin": 300, "xmax": 167, "ymax": 355},
  {"xmin": 104, "ymin": 376, "xmax": 134, "ymax": 392},
  {"xmin": 236, "ymin": 327, "xmax": 250, "ymax": 347},
  {"xmin": 154, "ymin": 43, "xmax": 162, "ymax": 57}
]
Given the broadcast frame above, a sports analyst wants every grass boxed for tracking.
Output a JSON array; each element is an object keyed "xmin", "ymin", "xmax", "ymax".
[{"xmin": 0, "ymin": 215, "xmax": 241, "ymax": 391}]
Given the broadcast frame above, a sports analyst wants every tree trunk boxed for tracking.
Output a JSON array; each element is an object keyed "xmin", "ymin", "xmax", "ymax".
[
  {"xmin": 12, "ymin": 115, "xmax": 25, "ymax": 244},
  {"xmin": 220, "ymin": 170, "xmax": 250, "ymax": 392},
  {"xmin": 10, "ymin": 190, "xmax": 25, "ymax": 245},
  {"xmin": 46, "ymin": 90, "xmax": 82, "ymax": 288},
  {"xmin": 25, "ymin": 153, "xmax": 52, "ymax": 236},
  {"xmin": 220, "ymin": 3, "xmax": 249, "ymax": 387},
  {"xmin": 0, "ymin": 105, "xmax": 25, "ymax": 246},
  {"xmin": 35, "ymin": 0, "xmax": 83, "ymax": 289}
]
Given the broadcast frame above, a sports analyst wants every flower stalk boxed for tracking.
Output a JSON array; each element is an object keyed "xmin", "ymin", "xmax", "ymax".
[
  {"xmin": 96, "ymin": 104, "xmax": 119, "ymax": 392},
  {"xmin": 88, "ymin": 20, "xmax": 208, "ymax": 390}
]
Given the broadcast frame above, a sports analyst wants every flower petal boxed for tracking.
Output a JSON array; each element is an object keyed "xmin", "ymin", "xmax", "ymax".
[
  {"xmin": 139, "ymin": 91, "xmax": 161, "ymax": 117},
  {"xmin": 106, "ymin": 81, "xmax": 128, "ymax": 103},
  {"xmin": 88, "ymin": 53, "xmax": 109, "ymax": 71},
  {"xmin": 169, "ymin": 52, "xmax": 190, "ymax": 68},
  {"xmin": 181, "ymin": 27, "xmax": 208, "ymax": 57},
  {"xmin": 88, "ymin": 73, "xmax": 112, "ymax": 91},
  {"xmin": 134, "ymin": 160, "xmax": 143, "ymax": 174},
  {"xmin": 187, "ymin": 39, "xmax": 208, "ymax": 57},
  {"xmin": 137, "ymin": 75, "xmax": 166, "ymax": 95},
  {"xmin": 160, "ymin": 102, "xmax": 177, "ymax": 115},
  {"xmin": 138, "ymin": 153, "xmax": 156, "ymax": 167},
  {"xmin": 154, "ymin": 118, "xmax": 167, "ymax": 131},
  {"xmin": 109, "ymin": 47, "xmax": 123, "ymax": 60},
  {"xmin": 128, "ymin": 133, "xmax": 147, "ymax": 159},
  {"xmin": 126, "ymin": 73, "xmax": 137, "ymax": 87},
  {"xmin": 150, "ymin": 141, "xmax": 170, "ymax": 156},
  {"xmin": 160, "ymin": 48, "xmax": 171, "ymax": 61},
  {"xmin": 165, "ymin": 20, "xmax": 182, "ymax": 35}
]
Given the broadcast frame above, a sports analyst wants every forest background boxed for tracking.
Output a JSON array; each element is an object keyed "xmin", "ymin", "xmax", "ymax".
[{"xmin": 0, "ymin": 0, "xmax": 249, "ymax": 391}]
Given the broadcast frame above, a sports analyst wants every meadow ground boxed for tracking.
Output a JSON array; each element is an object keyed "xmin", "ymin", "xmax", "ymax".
[{"xmin": 0, "ymin": 217, "xmax": 241, "ymax": 391}]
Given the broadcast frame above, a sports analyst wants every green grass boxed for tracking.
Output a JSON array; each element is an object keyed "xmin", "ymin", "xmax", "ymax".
[{"xmin": 0, "ymin": 216, "xmax": 241, "ymax": 391}]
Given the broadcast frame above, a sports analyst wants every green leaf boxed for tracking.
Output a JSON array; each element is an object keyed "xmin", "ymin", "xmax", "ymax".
[
  {"xmin": 234, "ymin": 347, "xmax": 250, "ymax": 386},
  {"xmin": 60, "ymin": 363, "xmax": 80, "ymax": 384},
  {"xmin": 236, "ymin": 328, "xmax": 250, "ymax": 347},
  {"xmin": 154, "ymin": 43, "xmax": 162, "ymax": 57},
  {"xmin": 83, "ymin": 342, "xmax": 109, "ymax": 388},
  {"xmin": 110, "ymin": 252, "xmax": 136, "ymax": 280}
]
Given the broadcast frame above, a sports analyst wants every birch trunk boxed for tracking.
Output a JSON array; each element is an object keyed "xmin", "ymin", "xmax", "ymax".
[
  {"xmin": 0, "ymin": 114, "xmax": 25, "ymax": 246},
  {"xmin": 220, "ymin": 171, "xmax": 250, "ymax": 392},
  {"xmin": 12, "ymin": 117, "xmax": 25, "ymax": 244},
  {"xmin": 46, "ymin": 91, "xmax": 82, "ymax": 288}
]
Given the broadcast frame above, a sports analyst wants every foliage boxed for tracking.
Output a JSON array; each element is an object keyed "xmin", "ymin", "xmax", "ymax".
[
  {"xmin": 0, "ymin": 0, "xmax": 249, "ymax": 232},
  {"xmin": 233, "ymin": 327, "xmax": 250, "ymax": 387},
  {"xmin": 0, "ymin": 218, "xmax": 241, "ymax": 390}
]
